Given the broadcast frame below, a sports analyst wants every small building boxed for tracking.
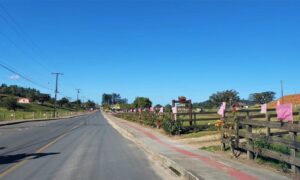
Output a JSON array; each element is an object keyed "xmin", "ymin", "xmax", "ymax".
[
  {"xmin": 111, "ymin": 104, "xmax": 121, "ymax": 110},
  {"xmin": 268, "ymin": 94, "xmax": 300, "ymax": 108},
  {"xmin": 18, "ymin": 98, "xmax": 30, "ymax": 104}
]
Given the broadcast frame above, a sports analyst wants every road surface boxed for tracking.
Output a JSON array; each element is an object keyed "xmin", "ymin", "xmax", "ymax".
[{"xmin": 0, "ymin": 111, "xmax": 164, "ymax": 180}]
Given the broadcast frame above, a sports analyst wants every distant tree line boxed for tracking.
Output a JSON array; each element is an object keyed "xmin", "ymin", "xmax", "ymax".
[
  {"xmin": 102, "ymin": 90, "xmax": 277, "ymax": 111},
  {"xmin": 0, "ymin": 84, "xmax": 51, "ymax": 103},
  {"xmin": 0, "ymin": 84, "xmax": 97, "ymax": 111},
  {"xmin": 193, "ymin": 90, "xmax": 276, "ymax": 109},
  {"xmin": 101, "ymin": 93, "xmax": 128, "ymax": 105}
]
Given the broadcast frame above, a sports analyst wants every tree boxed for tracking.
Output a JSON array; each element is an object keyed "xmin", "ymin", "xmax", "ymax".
[
  {"xmin": 193, "ymin": 100, "xmax": 214, "ymax": 109},
  {"xmin": 2, "ymin": 97, "xmax": 18, "ymax": 110},
  {"xmin": 102, "ymin": 93, "xmax": 112, "ymax": 105},
  {"xmin": 85, "ymin": 100, "xmax": 96, "ymax": 109},
  {"xmin": 209, "ymin": 90, "xmax": 240, "ymax": 107},
  {"xmin": 72, "ymin": 100, "xmax": 82, "ymax": 109},
  {"xmin": 37, "ymin": 94, "xmax": 51, "ymax": 104},
  {"xmin": 101, "ymin": 93, "xmax": 128, "ymax": 105},
  {"xmin": 249, "ymin": 91, "xmax": 276, "ymax": 104},
  {"xmin": 133, "ymin": 97, "xmax": 152, "ymax": 108},
  {"xmin": 164, "ymin": 104, "xmax": 172, "ymax": 112},
  {"xmin": 154, "ymin": 104, "xmax": 162, "ymax": 108},
  {"xmin": 57, "ymin": 97, "xmax": 69, "ymax": 107},
  {"xmin": 0, "ymin": 84, "xmax": 49, "ymax": 102}
]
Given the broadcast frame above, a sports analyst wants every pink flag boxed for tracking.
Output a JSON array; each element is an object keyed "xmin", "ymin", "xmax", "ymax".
[
  {"xmin": 261, "ymin": 104, "xmax": 267, "ymax": 114},
  {"xmin": 276, "ymin": 104, "xmax": 293, "ymax": 122},
  {"xmin": 277, "ymin": 100, "xmax": 280, "ymax": 106},
  {"xmin": 159, "ymin": 107, "xmax": 164, "ymax": 113},
  {"xmin": 172, "ymin": 107, "xmax": 177, "ymax": 114},
  {"xmin": 150, "ymin": 107, "xmax": 154, "ymax": 112},
  {"xmin": 218, "ymin": 102, "xmax": 226, "ymax": 117}
]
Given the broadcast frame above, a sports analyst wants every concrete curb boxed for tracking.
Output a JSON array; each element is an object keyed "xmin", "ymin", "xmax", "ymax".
[
  {"xmin": 101, "ymin": 111, "xmax": 200, "ymax": 180},
  {"xmin": 0, "ymin": 112, "xmax": 93, "ymax": 127}
]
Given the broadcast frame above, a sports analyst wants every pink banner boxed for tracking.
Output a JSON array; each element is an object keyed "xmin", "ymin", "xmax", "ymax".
[
  {"xmin": 150, "ymin": 107, "xmax": 154, "ymax": 112},
  {"xmin": 172, "ymin": 107, "xmax": 177, "ymax": 114},
  {"xmin": 277, "ymin": 100, "xmax": 280, "ymax": 106},
  {"xmin": 261, "ymin": 104, "xmax": 267, "ymax": 114},
  {"xmin": 218, "ymin": 102, "xmax": 226, "ymax": 117},
  {"xmin": 276, "ymin": 104, "xmax": 293, "ymax": 122},
  {"xmin": 159, "ymin": 107, "xmax": 164, "ymax": 113}
]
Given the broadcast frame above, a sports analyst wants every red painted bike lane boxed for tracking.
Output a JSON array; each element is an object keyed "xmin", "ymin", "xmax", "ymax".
[{"xmin": 121, "ymin": 121, "xmax": 257, "ymax": 180}]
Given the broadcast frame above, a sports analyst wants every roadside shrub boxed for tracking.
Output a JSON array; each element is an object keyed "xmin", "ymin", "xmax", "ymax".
[
  {"xmin": 162, "ymin": 116, "xmax": 182, "ymax": 135},
  {"xmin": 140, "ymin": 112, "xmax": 157, "ymax": 127},
  {"xmin": 2, "ymin": 97, "xmax": 18, "ymax": 110},
  {"xmin": 115, "ymin": 112, "xmax": 183, "ymax": 135}
]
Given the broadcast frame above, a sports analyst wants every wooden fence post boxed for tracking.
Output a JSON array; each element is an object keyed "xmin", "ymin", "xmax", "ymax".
[
  {"xmin": 289, "ymin": 131, "xmax": 300, "ymax": 173},
  {"xmin": 234, "ymin": 117, "xmax": 240, "ymax": 149},
  {"xmin": 220, "ymin": 127, "xmax": 226, "ymax": 151},
  {"xmin": 246, "ymin": 124, "xmax": 254, "ymax": 160},
  {"xmin": 245, "ymin": 112, "xmax": 254, "ymax": 160},
  {"xmin": 266, "ymin": 112, "xmax": 271, "ymax": 136}
]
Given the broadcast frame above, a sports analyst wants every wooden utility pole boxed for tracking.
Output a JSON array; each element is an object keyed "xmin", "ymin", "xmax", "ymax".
[
  {"xmin": 76, "ymin": 89, "xmax": 80, "ymax": 111},
  {"xmin": 281, "ymin": 80, "xmax": 284, "ymax": 104},
  {"xmin": 52, "ymin": 73, "xmax": 63, "ymax": 117}
]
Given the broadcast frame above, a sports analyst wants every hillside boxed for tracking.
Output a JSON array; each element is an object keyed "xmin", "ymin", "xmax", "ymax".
[
  {"xmin": 268, "ymin": 94, "xmax": 300, "ymax": 108},
  {"xmin": 0, "ymin": 102, "xmax": 76, "ymax": 113}
]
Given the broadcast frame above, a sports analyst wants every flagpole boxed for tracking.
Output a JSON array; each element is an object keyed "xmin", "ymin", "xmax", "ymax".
[{"xmin": 281, "ymin": 80, "xmax": 284, "ymax": 104}]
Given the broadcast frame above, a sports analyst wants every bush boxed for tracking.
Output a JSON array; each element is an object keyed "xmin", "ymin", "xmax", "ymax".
[
  {"xmin": 162, "ymin": 116, "xmax": 182, "ymax": 135},
  {"xmin": 115, "ymin": 112, "xmax": 182, "ymax": 135},
  {"xmin": 2, "ymin": 97, "xmax": 18, "ymax": 110}
]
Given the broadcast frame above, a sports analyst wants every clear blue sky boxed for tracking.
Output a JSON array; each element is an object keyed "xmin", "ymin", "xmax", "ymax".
[{"xmin": 0, "ymin": 0, "xmax": 299, "ymax": 105}]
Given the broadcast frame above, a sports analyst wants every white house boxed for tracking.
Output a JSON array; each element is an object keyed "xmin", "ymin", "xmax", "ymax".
[{"xmin": 18, "ymin": 98, "xmax": 30, "ymax": 104}]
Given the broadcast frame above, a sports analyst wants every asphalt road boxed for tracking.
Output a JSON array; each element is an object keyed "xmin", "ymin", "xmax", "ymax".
[{"xmin": 0, "ymin": 111, "xmax": 163, "ymax": 180}]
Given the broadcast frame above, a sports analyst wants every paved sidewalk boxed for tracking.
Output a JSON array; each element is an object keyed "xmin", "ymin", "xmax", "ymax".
[{"xmin": 103, "ymin": 112, "xmax": 291, "ymax": 180}]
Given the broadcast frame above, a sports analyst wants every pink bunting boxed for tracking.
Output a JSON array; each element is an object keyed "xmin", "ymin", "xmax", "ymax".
[
  {"xmin": 261, "ymin": 104, "xmax": 267, "ymax": 114},
  {"xmin": 172, "ymin": 107, "xmax": 177, "ymax": 114},
  {"xmin": 159, "ymin": 107, "xmax": 164, "ymax": 113},
  {"xmin": 218, "ymin": 102, "xmax": 226, "ymax": 117},
  {"xmin": 276, "ymin": 104, "xmax": 293, "ymax": 122}
]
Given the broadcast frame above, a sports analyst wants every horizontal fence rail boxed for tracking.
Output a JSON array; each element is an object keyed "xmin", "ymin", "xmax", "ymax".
[{"xmin": 221, "ymin": 111, "xmax": 300, "ymax": 174}]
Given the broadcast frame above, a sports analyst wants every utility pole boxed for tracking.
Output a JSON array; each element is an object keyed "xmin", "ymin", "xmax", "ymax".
[
  {"xmin": 82, "ymin": 96, "xmax": 86, "ymax": 110},
  {"xmin": 52, "ymin": 73, "xmax": 63, "ymax": 117},
  {"xmin": 76, "ymin": 89, "xmax": 80, "ymax": 111},
  {"xmin": 281, "ymin": 80, "xmax": 284, "ymax": 104}
]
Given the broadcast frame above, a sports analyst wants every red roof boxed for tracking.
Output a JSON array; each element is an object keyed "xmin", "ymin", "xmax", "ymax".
[{"xmin": 268, "ymin": 94, "xmax": 300, "ymax": 108}]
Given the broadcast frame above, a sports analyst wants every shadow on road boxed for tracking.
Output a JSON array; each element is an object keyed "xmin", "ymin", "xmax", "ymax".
[{"xmin": 0, "ymin": 152, "xmax": 60, "ymax": 165}]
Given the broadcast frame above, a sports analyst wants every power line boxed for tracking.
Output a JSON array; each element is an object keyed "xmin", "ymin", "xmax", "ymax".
[
  {"xmin": 0, "ymin": 30, "xmax": 53, "ymax": 82},
  {"xmin": 0, "ymin": 61, "xmax": 53, "ymax": 91},
  {"xmin": 0, "ymin": 4, "xmax": 82, "ymax": 100},
  {"xmin": 0, "ymin": 3, "xmax": 52, "ymax": 73}
]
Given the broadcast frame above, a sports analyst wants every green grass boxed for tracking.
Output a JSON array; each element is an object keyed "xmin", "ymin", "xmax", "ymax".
[
  {"xmin": 0, "ymin": 102, "xmax": 78, "ymax": 121},
  {"xmin": 181, "ymin": 131, "xmax": 219, "ymax": 138},
  {"xmin": 200, "ymin": 145, "xmax": 222, "ymax": 152},
  {"xmin": 200, "ymin": 144, "xmax": 291, "ymax": 173},
  {"xmin": 255, "ymin": 156, "xmax": 290, "ymax": 173}
]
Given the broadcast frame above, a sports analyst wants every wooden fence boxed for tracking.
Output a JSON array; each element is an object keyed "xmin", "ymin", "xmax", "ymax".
[
  {"xmin": 174, "ymin": 109, "xmax": 276, "ymax": 129},
  {"xmin": 0, "ymin": 111, "xmax": 81, "ymax": 121},
  {"xmin": 221, "ymin": 110, "xmax": 300, "ymax": 174}
]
